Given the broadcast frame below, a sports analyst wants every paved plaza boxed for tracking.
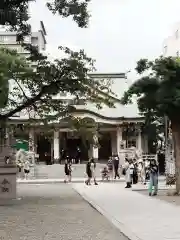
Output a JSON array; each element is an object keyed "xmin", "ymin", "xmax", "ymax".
[
  {"xmin": 73, "ymin": 182, "xmax": 180, "ymax": 240},
  {"xmin": 0, "ymin": 184, "xmax": 128, "ymax": 240},
  {"xmin": 18, "ymin": 163, "xmax": 165, "ymax": 184},
  {"xmin": 27, "ymin": 163, "xmax": 106, "ymax": 179},
  {"xmin": 0, "ymin": 179, "xmax": 179, "ymax": 240},
  {"xmin": 17, "ymin": 163, "xmax": 126, "ymax": 184}
]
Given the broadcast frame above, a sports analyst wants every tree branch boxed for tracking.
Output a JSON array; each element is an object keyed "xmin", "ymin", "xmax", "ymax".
[{"xmin": 13, "ymin": 77, "xmax": 38, "ymax": 111}]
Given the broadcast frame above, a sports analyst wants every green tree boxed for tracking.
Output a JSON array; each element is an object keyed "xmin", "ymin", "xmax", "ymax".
[
  {"xmin": 0, "ymin": 47, "xmax": 116, "ymax": 122},
  {"xmin": 142, "ymin": 116, "xmax": 165, "ymax": 154},
  {"xmin": 121, "ymin": 57, "xmax": 180, "ymax": 194},
  {"xmin": 0, "ymin": 0, "xmax": 91, "ymax": 40},
  {"xmin": 0, "ymin": 0, "xmax": 121, "ymax": 149},
  {"xmin": 0, "ymin": 47, "xmax": 31, "ymax": 111},
  {"xmin": 0, "ymin": 0, "xmax": 119, "ymax": 120}
]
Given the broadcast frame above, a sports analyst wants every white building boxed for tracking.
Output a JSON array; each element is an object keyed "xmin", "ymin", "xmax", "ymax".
[
  {"xmin": 0, "ymin": 21, "xmax": 46, "ymax": 57},
  {"xmin": 0, "ymin": 22, "xmax": 148, "ymax": 163},
  {"xmin": 163, "ymin": 22, "xmax": 180, "ymax": 57}
]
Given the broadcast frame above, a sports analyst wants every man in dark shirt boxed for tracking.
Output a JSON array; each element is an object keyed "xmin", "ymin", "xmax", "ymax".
[
  {"xmin": 148, "ymin": 159, "xmax": 158, "ymax": 196},
  {"xmin": 113, "ymin": 155, "xmax": 120, "ymax": 179}
]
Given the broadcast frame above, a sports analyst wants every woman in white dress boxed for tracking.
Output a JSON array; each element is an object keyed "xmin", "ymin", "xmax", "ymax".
[
  {"xmin": 124, "ymin": 158, "xmax": 131, "ymax": 188},
  {"xmin": 138, "ymin": 160, "xmax": 144, "ymax": 184}
]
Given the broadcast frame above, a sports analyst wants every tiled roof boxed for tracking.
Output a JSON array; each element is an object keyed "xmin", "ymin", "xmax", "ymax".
[
  {"xmin": 75, "ymin": 102, "xmax": 140, "ymax": 119},
  {"xmin": 76, "ymin": 75, "xmax": 141, "ymax": 119}
]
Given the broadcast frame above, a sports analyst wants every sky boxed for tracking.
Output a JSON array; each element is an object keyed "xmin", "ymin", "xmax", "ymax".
[{"xmin": 29, "ymin": 0, "xmax": 180, "ymax": 83}]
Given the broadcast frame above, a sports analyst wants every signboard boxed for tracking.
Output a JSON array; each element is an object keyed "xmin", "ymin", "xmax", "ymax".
[
  {"xmin": 13, "ymin": 139, "xmax": 28, "ymax": 151},
  {"xmin": 165, "ymin": 150, "xmax": 175, "ymax": 175},
  {"xmin": 1, "ymin": 179, "xmax": 10, "ymax": 193}
]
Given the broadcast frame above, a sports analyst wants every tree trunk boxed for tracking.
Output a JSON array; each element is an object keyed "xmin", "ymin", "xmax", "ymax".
[{"xmin": 171, "ymin": 120, "xmax": 180, "ymax": 194}]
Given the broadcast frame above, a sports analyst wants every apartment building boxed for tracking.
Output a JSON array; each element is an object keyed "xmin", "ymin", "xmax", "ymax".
[
  {"xmin": 0, "ymin": 21, "xmax": 47, "ymax": 57},
  {"xmin": 163, "ymin": 22, "xmax": 180, "ymax": 57}
]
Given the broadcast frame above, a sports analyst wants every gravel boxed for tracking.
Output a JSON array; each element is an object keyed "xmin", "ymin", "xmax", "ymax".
[{"xmin": 0, "ymin": 184, "xmax": 128, "ymax": 240}]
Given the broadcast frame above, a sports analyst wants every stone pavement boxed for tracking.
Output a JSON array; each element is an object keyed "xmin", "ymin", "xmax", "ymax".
[
  {"xmin": 17, "ymin": 177, "xmax": 124, "ymax": 184},
  {"xmin": 27, "ymin": 163, "xmax": 106, "ymax": 179},
  {"xmin": 0, "ymin": 184, "xmax": 128, "ymax": 240},
  {"xmin": 18, "ymin": 163, "xmax": 165, "ymax": 183},
  {"xmin": 131, "ymin": 179, "xmax": 172, "ymax": 191},
  {"xmin": 73, "ymin": 182, "xmax": 180, "ymax": 240}
]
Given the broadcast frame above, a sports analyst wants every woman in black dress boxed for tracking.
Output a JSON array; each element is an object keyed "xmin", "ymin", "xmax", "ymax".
[
  {"xmin": 113, "ymin": 155, "xmax": 120, "ymax": 179},
  {"xmin": 85, "ymin": 159, "xmax": 92, "ymax": 185},
  {"xmin": 64, "ymin": 159, "xmax": 70, "ymax": 183}
]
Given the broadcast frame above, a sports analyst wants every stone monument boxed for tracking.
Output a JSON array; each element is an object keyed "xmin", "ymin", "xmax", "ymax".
[{"xmin": 0, "ymin": 128, "xmax": 17, "ymax": 201}]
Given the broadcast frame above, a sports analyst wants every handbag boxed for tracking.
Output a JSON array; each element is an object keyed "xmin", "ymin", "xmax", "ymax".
[{"xmin": 122, "ymin": 168, "xmax": 126, "ymax": 175}]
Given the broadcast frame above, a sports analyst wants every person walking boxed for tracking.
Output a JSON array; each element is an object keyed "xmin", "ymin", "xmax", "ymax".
[
  {"xmin": 129, "ymin": 159, "xmax": 135, "ymax": 184},
  {"xmin": 144, "ymin": 158, "xmax": 150, "ymax": 184},
  {"xmin": 148, "ymin": 159, "xmax": 159, "ymax": 196},
  {"xmin": 133, "ymin": 160, "xmax": 138, "ymax": 184},
  {"xmin": 85, "ymin": 159, "xmax": 92, "ymax": 185},
  {"xmin": 113, "ymin": 155, "xmax": 120, "ymax": 179},
  {"xmin": 85, "ymin": 158, "xmax": 98, "ymax": 185},
  {"xmin": 24, "ymin": 159, "xmax": 30, "ymax": 180},
  {"xmin": 137, "ymin": 159, "xmax": 144, "ymax": 183},
  {"xmin": 91, "ymin": 158, "xmax": 98, "ymax": 185},
  {"xmin": 16, "ymin": 159, "xmax": 23, "ymax": 179},
  {"xmin": 124, "ymin": 158, "xmax": 131, "ymax": 188},
  {"xmin": 64, "ymin": 159, "xmax": 72, "ymax": 183}
]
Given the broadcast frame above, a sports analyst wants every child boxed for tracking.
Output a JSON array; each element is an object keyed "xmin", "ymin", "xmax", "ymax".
[
  {"xmin": 101, "ymin": 166, "xmax": 109, "ymax": 181},
  {"xmin": 17, "ymin": 159, "xmax": 23, "ymax": 179},
  {"xmin": 24, "ymin": 159, "xmax": 30, "ymax": 180}
]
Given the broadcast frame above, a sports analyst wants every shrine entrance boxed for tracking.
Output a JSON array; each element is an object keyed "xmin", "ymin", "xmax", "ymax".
[
  {"xmin": 61, "ymin": 132, "xmax": 88, "ymax": 162},
  {"xmin": 99, "ymin": 132, "xmax": 111, "ymax": 161},
  {"xmin": 37, "ymin": 135, "xmax": 51, "ymax": 164}
]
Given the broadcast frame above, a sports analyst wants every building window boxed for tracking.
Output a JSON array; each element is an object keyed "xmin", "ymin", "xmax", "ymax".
[
  {"xmin": 175, "ymin": 30, "xmax": 179, "ymax": 39},
  {"xmin": 0, "ymin": 36, "xmax": 8, "ymax": 42},
  {"xmin": 177, "ymin": 51, "xmax": 179, "ymax": 57},
  {"xmin": 24, "ymin": 36, "xmax": 30, "ymax": 43}
]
